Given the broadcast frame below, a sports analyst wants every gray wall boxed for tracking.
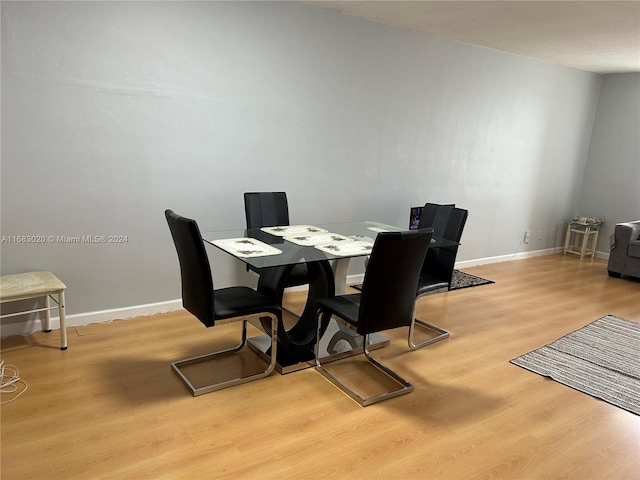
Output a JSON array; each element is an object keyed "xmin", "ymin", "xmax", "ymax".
[
  {"xmin": 1, "ymin": 2, "xmax": 606, "ymax": 316},
  {"xmin": 578, "ymin": 73, "xmax": 640, "ymax": 251}
]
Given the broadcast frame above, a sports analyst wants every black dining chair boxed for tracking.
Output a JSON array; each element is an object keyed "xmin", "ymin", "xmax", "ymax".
[
  {"xmin": 165, "ymin": 209, "xmax": 281, "ymax": 396},
  {"xmin": 314, "ymin": 228, "xmax": 433, "ymax": 406},
  {"xmin": 243, "ymin": 192, "xmax": 337, "ymax": 358},
  {"xmin": 243, "ymin": 192, "xmax": 308, "ymax": 287},
  {"xmin": 409, "ymin": 204, "xmax": 468, "ymax": 349}
]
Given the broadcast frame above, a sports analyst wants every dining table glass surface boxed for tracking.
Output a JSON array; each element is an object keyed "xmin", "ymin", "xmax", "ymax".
[{"xmin": 201, "ymin": 221, "xmax": 458, "ymax": 267}]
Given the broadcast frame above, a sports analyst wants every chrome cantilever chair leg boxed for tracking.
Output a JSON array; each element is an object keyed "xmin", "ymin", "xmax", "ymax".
[
  {"xmin": 315, "ymin": 319, "xmax": 414, "ymax": 407},
  {"xmin": 408, "ymin": 317, "xmax": 450, "ymax": 349},
  {"xmin": 408, "ymin": 294, "xmax": 451, "ymax": 349},
  {"xmin": 171, "ymin": 313, "xmax": 278, "ymax": 397}
]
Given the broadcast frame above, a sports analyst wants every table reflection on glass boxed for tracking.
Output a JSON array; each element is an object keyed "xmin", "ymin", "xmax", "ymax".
[{"xmin": 202, "ymin": 221, "xmax": 457, "ymax": 373}]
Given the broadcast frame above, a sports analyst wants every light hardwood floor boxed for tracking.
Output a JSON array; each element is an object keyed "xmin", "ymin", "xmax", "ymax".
[{"xmin": 1, "ymin": 254, "xmax": 639, "ymax": 479}]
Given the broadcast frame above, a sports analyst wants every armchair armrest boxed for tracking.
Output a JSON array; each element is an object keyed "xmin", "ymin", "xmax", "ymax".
[
  {"xmin": 612, "ymin": 222, "xmax": 640, "ymax": 253},
  {"xmin": 608, "ymin": 221, "xmax": 640, "ymax": 278}
]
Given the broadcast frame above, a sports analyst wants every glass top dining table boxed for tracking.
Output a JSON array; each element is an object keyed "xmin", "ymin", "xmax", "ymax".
[
  {"xmin": 202, "ymin": 221, "xmax": 457, "ymax": 269},
  {"xmin": 201, "ymin": 221, "xmax": 458, "ymax": 373}
]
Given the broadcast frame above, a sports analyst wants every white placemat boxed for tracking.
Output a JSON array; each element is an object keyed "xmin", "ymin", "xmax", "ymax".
[
  {"xmin": 367, "ymin": 226, "xmax": 389, "ymax": 233},
  {"xmin": 212, "ymin": 238, "xmax": 282, "ymax": 258},
  {"xmin": 284, "ymin": 232, "xmax": 354, "ymax": 246},
  {"xmin": 261, "ymin": 225, "xmax": 328, "ymax": 237},
  {"xmin": 315, "ymin": 240, "xmax": 374, "ymax": 256}
]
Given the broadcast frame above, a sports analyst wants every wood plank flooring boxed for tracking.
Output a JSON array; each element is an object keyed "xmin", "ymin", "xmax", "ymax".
[{"xmin": 1, "ymin": 254, "xmax": 639, "ymax": 479}]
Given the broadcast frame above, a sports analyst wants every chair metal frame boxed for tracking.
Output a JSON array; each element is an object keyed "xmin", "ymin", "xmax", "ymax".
[
  {"xmin": 408, "ymin": 314, "xmax": 451, "ymax": 349},
  {"xmin": 314, "ymin": 229, "xmax": 432, "ymax": 407},
  {"xmin": 171, "ymin": 312, "xmax": 278, "ymax": 396},
  {"xmin": 165, "ymin": 209, "xmax": 281, "ymax": 397},
  {"xmin": 316, "ymin": 317, "xmax": 414, "ymax": 407}
]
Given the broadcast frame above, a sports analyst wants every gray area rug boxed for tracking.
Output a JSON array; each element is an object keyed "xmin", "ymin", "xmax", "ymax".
[
  {"xmin": 449, "ymin": 270, "xmax": 494, "ymax": 290},
  {"xmin": 511, "ymin": 315, "xmax": 640, "ymax": 415},
  {"xmin": 351, "ymin": 269, "xmax": 493, "ymax": 292}
]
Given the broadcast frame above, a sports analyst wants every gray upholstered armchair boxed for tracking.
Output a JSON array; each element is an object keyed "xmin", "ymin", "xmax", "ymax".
[{"xmin": 608, "ymin": 221, "xmax": 640, "ymax": 279}]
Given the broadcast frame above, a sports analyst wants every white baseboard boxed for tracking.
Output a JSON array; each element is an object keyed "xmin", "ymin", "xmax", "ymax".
[
  {"xmin": 0, "ymin": 299, "xmax": 183, "ymax": 338},
  {"xmin": 1, "ymin": 247, "xmax": 610, "ymax": 338},
  {"xmin": 456, "ymin": 247, "xmax": 562, "ymax": 268},
  {"xmin": 457, "ymin": 247, "xmax": 609, "ymax": 268}
]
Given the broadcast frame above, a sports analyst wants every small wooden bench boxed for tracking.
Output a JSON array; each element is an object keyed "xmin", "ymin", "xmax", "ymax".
[{"xmin": 0, "ymin": 271, "xmax": 67, "ymax": 350}]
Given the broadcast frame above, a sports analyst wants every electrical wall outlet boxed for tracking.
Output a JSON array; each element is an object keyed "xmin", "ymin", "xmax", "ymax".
[{"xmin": 524, "ymin": 230, "xmax": 531, "ymax": 244}]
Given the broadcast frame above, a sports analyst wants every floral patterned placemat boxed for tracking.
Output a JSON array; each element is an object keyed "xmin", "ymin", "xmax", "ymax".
[
  {"xmin": 212, "ymin": 238, "xmax": 282, "ymax": 258},
  {"xmin": 285, "ymin": 232, "xmax": 353, "ymax": 246},
  {"xmin": 315, "ymin": 240, "xmax": 374, "ymax": 257},
  {"xmin": 261, "ymin": 225, "xmax": 328, "ymax": 237}
]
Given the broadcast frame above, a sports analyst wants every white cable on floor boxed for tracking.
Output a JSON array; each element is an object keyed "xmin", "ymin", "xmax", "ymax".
[{"xmin": 0, "ymin": 360, "xmax": 28, "ymax": 404}]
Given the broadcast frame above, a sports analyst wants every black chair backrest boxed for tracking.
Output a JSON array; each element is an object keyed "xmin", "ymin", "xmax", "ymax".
[
  {"xmin": 244, "ymin": 192, "xmax": 290, "ymax": 229},
  {"xmin": 421, "ymin": 207, "xmax": 468, "ymax": 284},
  {"xmin": 442, "ymin": 207, "xmax": 468, "ymax": 243},
  {"xmin": 358, "ymin": 229, "xmax": 433, "ymax": 335},
  {"xmin": 418, "ymin": 203, "xmax": 455, "ymax": 237},
  {"xmin": 165, "ymin": 209, "xmax": 216, "ymax": 327}
]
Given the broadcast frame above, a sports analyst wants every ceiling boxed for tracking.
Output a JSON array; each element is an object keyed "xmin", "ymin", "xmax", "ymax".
[{"xmin": 307, "ymin": 1, "xmax": 640, "ymax": 74}]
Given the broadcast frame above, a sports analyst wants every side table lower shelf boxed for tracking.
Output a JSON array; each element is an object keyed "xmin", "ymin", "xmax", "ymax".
[{"xmin": 563, "ymin": 223, "xmax": 600, "ymax": 260}]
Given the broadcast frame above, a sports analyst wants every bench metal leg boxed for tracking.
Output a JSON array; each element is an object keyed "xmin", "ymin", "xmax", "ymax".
[
  {"xmin": 44, "ymin": 294, "xmax": 52, "ymax": 332},
  {"xmin": 43, "ymin": 291, "xmax": 67, "ymax": 349},
  {"xmin": 58, "ymin": 291, "xmax": 67, "ymax": 350}
]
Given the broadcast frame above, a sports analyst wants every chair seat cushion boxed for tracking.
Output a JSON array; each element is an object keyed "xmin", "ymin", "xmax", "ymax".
[
  {"xmin": 416, "ymin": 274, "xmax": 449, "ymax": 297},
  {"xmin": 214, "ymin": 286, "xmax": 281, "ymax": 320},
  {"xmin": 629, "ymin": 240, "xmax": 640, "ymax": 259},
  {"xmin": 314, "ymin": 294, "xmax": 361, "ymax": 328}
]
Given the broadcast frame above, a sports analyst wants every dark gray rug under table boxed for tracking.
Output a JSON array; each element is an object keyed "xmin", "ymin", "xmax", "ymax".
[
  {"xmin": 449, "ymin": 270, "xmax": 494, "ymax": 290},
  {"xmin": 351, "ymin": 269, "xmax": 494, "ymax": 293},
  {"xmin": 511, "ymin": 314, "xmax": 640, "ymax": 415}
]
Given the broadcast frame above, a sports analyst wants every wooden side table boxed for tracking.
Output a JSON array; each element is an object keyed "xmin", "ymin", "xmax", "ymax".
[{"xmin": 563, "ymin": 223, "xmax": 600, "ymax": 260}]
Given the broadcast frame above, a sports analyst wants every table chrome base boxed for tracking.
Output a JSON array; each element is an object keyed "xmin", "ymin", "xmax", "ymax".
[{"xmin": 248, "ymin": 320, "xmax": 390, "ymax": 374}]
